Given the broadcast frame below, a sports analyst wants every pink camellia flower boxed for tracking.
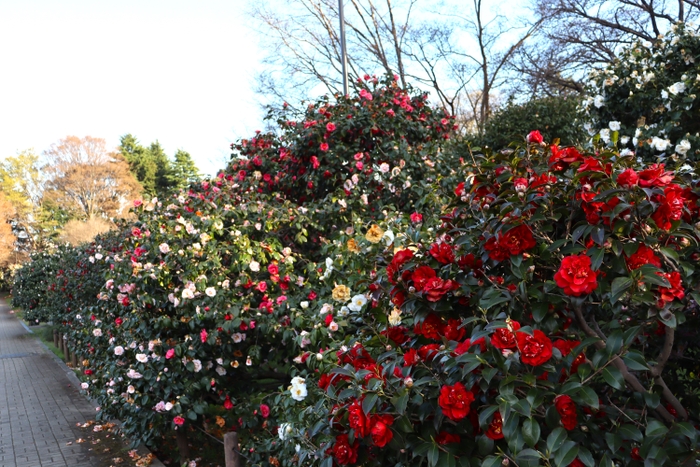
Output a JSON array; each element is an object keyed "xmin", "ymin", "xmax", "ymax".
[
  {"xmin": 260, "ymin": 404, "xmax": 270, "ymax": 418},
  {"xmin": 200, "ymin": 329, "xmax": 208, "ymax": 344},
  {"xmin": 527, "ymin": 130, "xmax": 544, "ymax": 144},
  {"xmin": 353, "ymin": 153, "xmax": 363, "ymax": 161},
  {"xmin": 356, "ymin": 161, "xmax": 364, "ymax": 170},
  {"xmin": 326, "ymin": 122, "xmax": 336, "ymax": 132},
  {"xmin": 173, "ymin": 416, "xmax": 185, "ymax": 426},
  {"xmin": 311, "ymin": 156, "xmax": 320, "ymax": 169},
  {"xmin": 410, "ymin": 212, "xmax": 423, "ymax": 223},
  {"xmin": 165, "ymin": 348, "xmax": 175, "ymax": 359},
  {"xmin": 133, "ymin": 199, "xmax": 143, "ymax": 207},
  {"xmin": 320, "ymin": 142, "xmax": 329, "ymax": 152}
]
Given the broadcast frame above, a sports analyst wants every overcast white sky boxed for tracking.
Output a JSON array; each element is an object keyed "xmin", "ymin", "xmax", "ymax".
[{"xmin": 0, "ymin": 0, "xmax": 265, "ymax": 177}]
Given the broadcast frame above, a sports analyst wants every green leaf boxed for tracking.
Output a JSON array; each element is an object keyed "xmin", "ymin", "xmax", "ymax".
[
  {"xmin": 618, "ymin": 424, "xmax": 643, "ymax": 442},
  {"xmin": 517, "ymin": 448, "xmax": 542, "ymax": 465},
  {"xmin": 393, "ymin": 391, "xmax": 409, "ymax": 415},
  {"xmin": 588, "ymin": 247, "xmax": 605, "ymax": 271},
  {"xmin": 646, "ymin": 419, "xmax": 669, "ymax": 438},
  {"xmin": 623, "ymin": 351, "xmax": 649, "ymax": 371},
  {"xmin": 605, "ymin": 432, "xmax": 622, "ymax": 453},
  {"xmin": 602, "ymin": 366, "xmax": 624, "ymax": 390},
  {"xmin": 362, "ymin": 393, "xmax": 378, "ymax": 414},
  {"xmin": 609, "ymin": 277, "xmax": 633, "ymax": 303},
  {"xmin": 577, "ymin": 386, "xmax": 599, "ymax": 409},
  {"xmin": 547, "ymin": 427, "xmax": 567, "ymax": 453},
  {"xmin": 606, "ymin": 330, "xmax": 623, "ymax": 355},
  {"xmin": 578, "ymin": 446, "xmax": 594, "ymax": 467},
  {"xmin": 481, "ymin": 456, "xmax": 501, "ymax": 467},
  {"xmin": 554, "ymin": 441, "xmax": 579, "ymax": 467},
  {"xmin": 439, "ymin": 451, "xmax": 456, "ymax": 467},
  {"xmin": 479, "ymin": 294, "xmax": 511, "ymax": 310},
  {"xmin": 522, "ymin": 418, "xmax": 541, "ymax": 448},
  {"xmin": 427, "ymin": 444, "xmax": 439, "ymax": 467},
  {"xmin": 479, "ymin": 406, "xmax": 499, "ymax": 428},
  {"xmin": 482, "ymin": 367, "xmax": 498, "ymax": 384}
]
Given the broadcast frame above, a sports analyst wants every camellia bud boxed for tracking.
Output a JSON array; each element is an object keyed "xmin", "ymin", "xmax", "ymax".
[
  {"xmin": 680, "ymin": 238, "xmax": 690, "ymax": 247},
  {"xmin": 386, "ymin": 345, "xmax": 392, "ymax": 351},
  {"xmin": 643, "ymin": 224, "xmax": 653, "ymax": 234},
  {"xmin": 581, "ymin": 425, "xmax": 589, "ymax": 432},
  {"xmin": 408, "ymin": 286, "xmax": 416, "ymax": 293},
  {"xmin": 502, "ymin": 459, "xmax": 510, "ymax": 467},
  {"xmin": 404, "ymin": 377, "xmax": 414, "ymax": 388},
  {"xmin": 316, "ymin": 353, "xmax": 323, "ymax": 361}
]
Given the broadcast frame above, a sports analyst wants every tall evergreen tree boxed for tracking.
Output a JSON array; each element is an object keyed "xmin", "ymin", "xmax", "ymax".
[
  {"xmin": 167, "ymin": 149, "xmax": 201, "ymax": 192},
  {"xmin": 119, "ymin": 134, "xmax": 158, "ymax": 194}
]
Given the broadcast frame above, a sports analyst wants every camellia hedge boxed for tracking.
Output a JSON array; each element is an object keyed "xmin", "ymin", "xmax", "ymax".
[{"xmin": 12, "ymin": 73, "xmax": 700, "ymax": 467}]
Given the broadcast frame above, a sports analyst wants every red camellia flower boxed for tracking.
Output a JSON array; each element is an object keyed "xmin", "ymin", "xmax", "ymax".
[
  {"xmin": 527, "ymin": 130, "xmax": 544, "ymax": 144},
  {"xmin": 554, "ymin": 254, "xmax": 599, "ymax": 296},
  {"xmin": 259, "ymin": 404, "xmax": 270, "ymax": 418},
  {"xmin": 438, "ymin": 382, "xmax": 474, "ymax": 421},
  {"xmin": 554, "ymin": 395, "xmax": 578, "ymax": 430},
  {"xmin": 115, "ymin": 317, "xmax": 123, "ymax": 326},
  {"xmin": 443, "ymin": 318, "xmax": 466, "ymax": 341},
  {"xmin": 638, "ymin": 163, "xmax": 674, "ymax": 188},
  {"xmin": 173, "ymin": 416, "xmax": 185, "ymax": 426},
  {"xmin": 577, "ymin": 156, "xmax": 604, "ymax": 173},
  {"xmin": 652, "ymin": 184, "xmax": 686, "ymax": 231},
  {"xmin": 625, "ymin": 244, "xmax": 662, "ymax": 270},
  {"xmin": 223, "ymin": 396, "xmax": 233, "ymax": 410},
  {"xmin": 485, "ymin": 411, "xmax": 505, "ymax": 440},
  {"xmin": 656, "ymin": 271, "xmax": 684, "ymax": 308},
  {"xmin": 436, "ymin": 431, "xmax": 461, "ymax": 445},
  {"xmin": 514, "ymin": 177, "xmax": 528, "ymax": 192},
  {"xmin": 332, "ymin": 433, "xmax": 359, "ymax": 465},
  {"xmin": 569, "ymin": 459, "xmax": 585, "ymax": 467},
  {"xmin": 411, "ymin": 266, "xmax": 436, "ymax": 291},
  {"xmin": 200, "ymin": 329, "xmax": 208, "ymax": 343},
  {"xmin": 369, "ymin": 414, "xmax": 394, "ymax": 447},
  {"xmin": 414, "ymin": 313, "xmax": 443, "ymax": 340},
  {"xmin": 484, "ymin": 225, "xmax": 536, "ymax": 261},
  {"xmin": 381, "ymin": 326, "xmax": 409, "ymax": 345},
  {"xmin": 429, "ymin": 242, "xmax": 455, "ymax": 264},
  {"xmin": 617, "ymin": 168, "xmax": 639, "ymax": 188},
  {"xmin": 549, "ymin": 146, "xmax": 583, "ymax": 169},
  {"xmin": 517, "ymin": 330, "xmax": 553, "ymax": 366},
  {"xmin": 410, "ymin": 212, "xmax": 423, "ymax": 223},
  {"xmin": 403, "ymin": 348, "xmax": 419, "ymax": 366},
  {"xmin": 491, "ymin": 320, "xmax": 521, "ymax": 350},
  {"xmin": 455, "ymin": 181, "xmax": 465, "ymax": 197},
  {"xmin": 418, "ymin": 344, "xmax": 440, "ymax": 361},
  {"xmin": 347, "ymin": 400, "xmax": 371, "ymax": 438},
  {"xmin": 631, "ymin": 447, "xmax": 643, "ymax": 461},
  {"xmin": 422, "ymin": 276, "xmax": 457, "ymax": 302}
]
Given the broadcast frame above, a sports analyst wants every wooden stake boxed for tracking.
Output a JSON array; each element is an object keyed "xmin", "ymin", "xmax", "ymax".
[
  {"xmin": 224, "ymin": 432, "xmax": 240, "ymax": 467},
  {"xmin": 176, "ymin": 428, "xmax": 190, "ymax": 462}
]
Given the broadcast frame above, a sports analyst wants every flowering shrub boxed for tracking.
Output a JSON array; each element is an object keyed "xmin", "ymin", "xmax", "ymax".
[
  {"xmin": 583, "ymin": 23, "xmax": 700, "ymax": 164},
  {"xmin": 277, "ymin": 137, "xmax": 700, "ymax": 466}
]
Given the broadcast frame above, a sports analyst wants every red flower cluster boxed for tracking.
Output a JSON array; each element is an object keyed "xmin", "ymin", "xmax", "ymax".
[
  {"xmin": 483, "ymin": 224, "xmax": 536, "ymax": 261},
  {"xmin": 332, "ymin": 434, "xmax": 359, "ymax": 465},
  {"xmin": 554, "ymin": 254, "xmax": 599, "ymax": 296},
  {"xmin": 491, "ymin": 320, "xmax": 520, "ymax": 350},
  {"xmin": 652, "ymin": 184, "xmax": 686, "ymax": 231},
  {"xmin": 485, "ymin": 412, "xmax": 504, "ymax": 440}
]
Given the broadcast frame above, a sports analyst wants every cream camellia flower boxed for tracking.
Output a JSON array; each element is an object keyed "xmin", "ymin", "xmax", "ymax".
[
  {"xmin": 249, "ymin": 261, "xmax": 260, "ymax": 272},
  {"xmin": 159, "ymin": 243, "xmax": 170, "ymax": 254},
  {"xmin": 135, "ymin": 354, "xmax": 148, "ymax": 363},
  {"xmin": 192, "ymin": 359, "xmax": 203, "ymax": 372},
  {"xmin": 332, "ymin": 284, "xmax": 351, "ymax": 302},
  {"xmin": 126, "ymin": 369, "xmax": 143, "ymax": 379},
  {"xmin": 181, "ymin": 289, "xmax": 194, "ymax": 299},
  {"xmin": 609, "ymin": 121, "xmax": 621, "ymax": 131},
  {"xmin": 93, "ymin": 328, "xmax": 102, "ymax": 337},
  {"xmin": 205, "ymin": 287, "xmax": 216, "ymax": 297},
  {"xmin": 114, "ymin": 346, "xmax": 125, "ymax": 356}
]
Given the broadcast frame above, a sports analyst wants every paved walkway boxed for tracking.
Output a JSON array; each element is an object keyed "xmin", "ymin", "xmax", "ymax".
[{"xmin": 0, "ymin": 298, "xmax": 159, "ymax": 467}]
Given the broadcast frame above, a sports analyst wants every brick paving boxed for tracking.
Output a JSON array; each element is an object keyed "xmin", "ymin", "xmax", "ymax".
[{"xmin": 0, "ymin": 298, "xmax": 161, "ymax": 467}]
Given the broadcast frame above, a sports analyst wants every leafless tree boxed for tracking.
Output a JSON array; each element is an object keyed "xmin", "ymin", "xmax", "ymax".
[
  {"xmin": 249, "ymin": 0, "xmax": 538, "ymax": 134},
  {"xmin": 513, "ymin": 0, "xmax": 700, "ymax": 98}
]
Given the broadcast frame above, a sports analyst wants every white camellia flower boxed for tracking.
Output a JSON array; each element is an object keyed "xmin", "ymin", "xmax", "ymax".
[
  {"xmin": 652, "ymin": 136, "xmax": 671, "ymax": 152},
  {"xmin": 668, "ymin": 81, "xmax": 686, "ymax": 95},
  {"xmin": 127, "ymin": 385, "xmax": 136, "ymax": 394},
  {"xmin": 249, "ymin": 261, "xmax": 260, "ymax": 272},
  {"xmin": 192, "ymin": 359, "xmax": 203, "ymax": 372},
  {"xmin": 599, "ymin": 129, "xmax": 611, "ymax": 143},
  {"xmin": 165, "ymin": 402, "xmax": 173, "ymax": 411},
  {"xmin": 216, "ymin": 366, "xmax": 227, "ymax": 376},
  {"xmin": 181, "ymin": 289, "xmax": 194, "ymax": 299},
  {"xmin": 126, "ymin": 369, "xmax": 143, "ymax": 379},
  {"xmin": 593, "ymin": 95, "xmax": 605, "ymax": 108},
  {"xmin": 205, "ymin": 287, "xmax": 216, "ymax": 297},
  {"xmin": 159, "ymin": 243, "xmax": 170, "ymax": 254},
  {"xmin": 81, "ymin": 382, "xmax": 89, "ymax": 389},
  {"xmin": 379, "ymin": 162, "xmax": 390, "ymax": 173},
  {"xmin": 383, "ymin": 229, "xmax": 395, "ymax": 245},
  {"xmin": 299, "ymin": 301, "xmax": 309, "ymax": 309},
  {"xmin": 348, "ymin": 294, "xmax": 368, "ymax": 312},
  {"xmin": 278, "ymin": 423, "xmax": 292, "ymax": 441},
  {"xmin": 675, "ymin": 139, "xmax": 691, "ymax": 155},
  {"xmin": 609, "ymin": 121, "xmax": 621, "ymax": 131},
  {"xmin": 135, "ymin": 354, "xmax": 148, "ymax": 363},
  {"xmin": 93, "ymin": 328, "xmax": 102, "ymax": 337},
  {"xmin": 289, "ymin": 377, "xmax": 307, "ymax": 401}
]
